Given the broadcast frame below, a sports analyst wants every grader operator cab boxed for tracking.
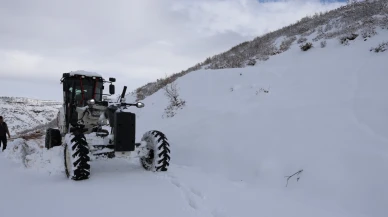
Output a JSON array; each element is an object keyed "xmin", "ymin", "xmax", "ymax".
[{"xmin": 45, "ymin": 71, "xmax": 170, "ymax": 181}]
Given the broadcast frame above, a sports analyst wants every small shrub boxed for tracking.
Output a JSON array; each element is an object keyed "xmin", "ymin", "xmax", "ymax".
[
  {"xmin": 247, "ymin": 59, "xmax": 256, "ymax": 66},
  {"xmin": 301, "ymin": 29, "xmax": 316, "ymax": 37},
  {"xmin": 324, "ymin": 23, "xmax": 333, "ymax": 32},
  {"xmin": 162, "ymin": 81, "xmax": 186, "ymax": 118},
  {"xmin": 297, "ymin": 37, "xmax": 308, "ymax": 44},
  {"xmin": 257, "ymin": 56, "xmax": 269, "ymax": 61},
  {"xmin": 317, "ymin": 26, "xmax": 324, "ymax": 35},
  {"xmin": 370, "ymin": 42, "xmax": 388, "ymax": 53},
  {"xmin": 256, "ymin": 87, "xmax": 270, "ymax": 95},
  {"xmin": 361, "ymin": 27, "xmax": 377, "ymax": 41},
  {"xmin": 339, "ymin": 33, "xmax": 359, "ymax": 45},
  {"xmin": 279, "ymin": 36, "xmax": 297, "ymax": 52},
  {"xmin": 320, "ymin": 40, "xmax": 327, "ymax": 48},
  {"xmin": 300, "ymin": 42, "xmax": 313, "ymax": 51}
]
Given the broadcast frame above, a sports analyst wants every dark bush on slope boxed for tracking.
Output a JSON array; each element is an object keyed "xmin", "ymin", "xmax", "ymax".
[{"xmin": 300, "ymin": 42, "xmax": 313, "ymax": 51}]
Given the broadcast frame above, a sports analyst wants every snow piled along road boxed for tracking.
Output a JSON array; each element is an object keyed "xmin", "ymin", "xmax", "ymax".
[{"xmin": 1, "ymin": 28, "xmax": 388, "ymax": 217}]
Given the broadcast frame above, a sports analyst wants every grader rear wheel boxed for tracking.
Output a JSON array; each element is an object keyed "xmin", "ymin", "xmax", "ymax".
[{"xmin": 45, "ymin": 128, "xmax": 62, "ymax": 149}]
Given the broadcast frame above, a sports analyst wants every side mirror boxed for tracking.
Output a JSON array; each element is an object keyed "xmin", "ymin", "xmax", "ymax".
[
  {"xmin": 136, "ymin": 102, "xmax": 145, "ymax": 108},
  {"xmin": 109, "ymin": 77, "xmax": 116, "ymax": 82},
  {"xmin": 109, "ymin": 84, "xmax": 115, "ymax": 95}
]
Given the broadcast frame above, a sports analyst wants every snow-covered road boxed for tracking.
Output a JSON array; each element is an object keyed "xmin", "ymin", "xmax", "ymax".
[{"xmin": 0, "ymin": 151, "xmax": 350, "ymax": 217}]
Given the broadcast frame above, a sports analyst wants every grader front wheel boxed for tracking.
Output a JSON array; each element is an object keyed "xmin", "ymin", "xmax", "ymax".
[
  {"xmin": 140, "ymin": 130, "xmax": 171, "ymax": 172},
  {"xmin": 64, "ymin": 132, "xmax": 91, "ymax": 180}
]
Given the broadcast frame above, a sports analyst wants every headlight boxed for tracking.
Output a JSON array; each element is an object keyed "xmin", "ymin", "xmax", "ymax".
[
  {"xmin": 87, "ymin": 99, "xmax": 96, "ymax": 106},
  {"xmin": 136, "ymin": 102, "xmax": 145, "ymax": 108}
]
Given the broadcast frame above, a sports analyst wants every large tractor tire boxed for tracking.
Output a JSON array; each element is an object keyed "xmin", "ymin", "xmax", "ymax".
[
  {"xmin": 140, "ymin": 130, "xmax": 170, "ymax": 172},
  {"xmin": 45, "ymin": 128, "xmax": 62, "ymax": 149},
  {"xmin": 64, "ymin": 132, "xmax": 91, "ymax": 180}
]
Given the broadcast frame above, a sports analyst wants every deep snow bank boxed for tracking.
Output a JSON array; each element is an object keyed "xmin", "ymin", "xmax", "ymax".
[
  {"xmin": 4, "ymin": 137, "xmax": 64, "ymax": 175},
  {"xmin": 129, "ymin": 27, "xmax": 388, "ymax": 216}
]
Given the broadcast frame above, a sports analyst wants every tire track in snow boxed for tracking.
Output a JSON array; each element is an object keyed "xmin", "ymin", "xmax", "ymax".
[
  {"xmin": 170, "ymin": 178, "xmax": 199, "ymax": 210},
  {"xmin": 157, "ymin": 171, "xmax": 228, "ymax": 217},
  {"xmin": 167, "ymin": 173, "xmax": 204, "ymax": 211}
]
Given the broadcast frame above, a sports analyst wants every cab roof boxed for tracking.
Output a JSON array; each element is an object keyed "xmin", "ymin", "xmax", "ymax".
[{"xmin": 68, "ymin": 70, "xmax": 103, "ymax": 78}]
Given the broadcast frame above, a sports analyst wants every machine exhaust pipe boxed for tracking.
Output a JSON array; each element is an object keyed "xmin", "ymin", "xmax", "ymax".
[{"xmin": 117, "ymin": 86, "xmax": 127, "ymax": 102}]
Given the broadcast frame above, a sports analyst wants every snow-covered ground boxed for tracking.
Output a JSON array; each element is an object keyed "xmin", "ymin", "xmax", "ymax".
[{"xmin": 1, "ymin": 28, "xmax": 388, "ymax": 217}]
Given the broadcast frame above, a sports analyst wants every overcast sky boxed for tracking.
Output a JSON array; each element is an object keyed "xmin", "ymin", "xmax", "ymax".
[{"xmin": 0, "ymin": 0, "xmax": 346, "ymax": 101}]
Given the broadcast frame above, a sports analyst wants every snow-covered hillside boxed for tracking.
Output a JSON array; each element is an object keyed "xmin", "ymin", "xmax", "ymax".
[
  {"xmin": 133, "ymin": 0, "xmax": 388, "ymax": 101},
  {"xmin": 130, "ymin": 28, "xmax": 388, "ymax": 217},
  {"xmin": 1, "ymin": 21, "xmax": 387, "ymax": 217},
  {"xmin": 0, "ymin": 97, "xmax": 62, "ymax": 135}
]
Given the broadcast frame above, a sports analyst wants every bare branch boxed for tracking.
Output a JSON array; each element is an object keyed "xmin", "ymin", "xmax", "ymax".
[{"xmin": 285, "ymin": 169, "xmax": 303, "ymax": 187}]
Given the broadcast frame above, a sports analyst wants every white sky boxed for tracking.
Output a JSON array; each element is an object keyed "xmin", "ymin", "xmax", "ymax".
[{"xmin": 0, "ymin": 0, "xmax": 346, "ymax": 101}]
